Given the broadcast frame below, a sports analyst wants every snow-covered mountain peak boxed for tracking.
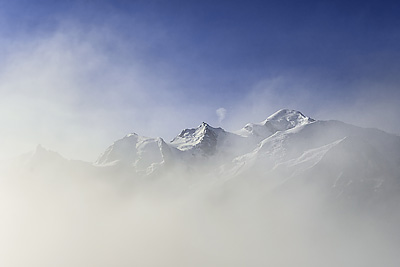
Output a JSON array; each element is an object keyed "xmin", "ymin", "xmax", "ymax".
[
  {"xmin": 33, "ymin": 144, "xmax": 62, "ymax": 158},
  {"xmin": 237, "ymin": 109, "xmax": 315, "ymax": 138},
  {"xmin": 125, "ymin": 133, "xmax": 138, "ymax": 138},
  {"xmin": 263, "ymin": 109, "xmax": 315, "ymax": 129},
  {"xmin": 94, "ymin": 132, "xmax": 169, "ymax": 169},
  {"xmin": 33, "ymin": 144, "xmax": 49, "ymax": 157},
  {"xmin": 23, "ymin": 144, "xmax": 67, "ymax": 166},
  {"xmin": 171, "ymin": 122, "xmax": 226, "ymax": 153}
]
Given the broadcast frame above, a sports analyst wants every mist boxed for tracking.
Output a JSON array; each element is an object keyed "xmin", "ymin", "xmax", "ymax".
[
  {"xmin": 2, "ymin": 11, "xmax": 399, "ymax": 162},
  {"xmin": 1, "ymin": 123, "xmax": 400, "ymax": 267},
  {"xmin": 1, "ymin": 2, "xmax": 400, "ymax": 266},
  {"xmin": 0, "ymin": 23, "xmax": 218, "ymax": 161}
]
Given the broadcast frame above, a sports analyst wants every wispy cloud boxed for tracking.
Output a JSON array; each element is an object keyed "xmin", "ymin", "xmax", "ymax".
[
  {"xmin": 0, "ymin": 24, "xmax": 212, "ymax": 160},
  {"xmin": 216, "ymin": 107, "xmax": 227, "ymax": 123}
]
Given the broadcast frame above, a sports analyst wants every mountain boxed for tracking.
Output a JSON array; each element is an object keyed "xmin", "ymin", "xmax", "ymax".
[
  {"xmin": 224, "ymin": 117, "xmax": 400, "ymax": 206},
  {"xmin": 95, "ymin": 109, "xmax": 317, "ymax": 169},
  {"xmin": 170, "ymin": 122, "xmax": 249, "ymax": 164},
  {"xmin": 92, "ymin": 108, "xmax": 400, "ymax": 204},
  {"xmin": 94, "ymin": 109, "xmax": 400, "ymax": 175},
  {"xmin": 4, "ymin": 109, "xmax": 400, "ymax": 206},
  {"xmin": 3, "ymin": 109, "xmax": 400, "ymax": 267},
  {"xmin": 94, "ymin": 133, "xmax": 175, "ymax": 175},
  {"xmin": 0, "ymin": 145, "xmax": 100, "ymax": 180},
  {"xmin": 171, "ymin": 122, "xmax": 226, "ymax": 155},
  {"xmin": 236, "ymin": 109, "xmax": 314, "ymax": 140}
]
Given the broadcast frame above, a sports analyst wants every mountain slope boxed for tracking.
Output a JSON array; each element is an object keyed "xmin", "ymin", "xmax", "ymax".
[
  {"xmin": 224, "ymin": 119, "xmax": 400, "ymax": 204},
  {"xmin": 6, "ymin": 108, "xmax": 400, "ymax": 206},
  {"xmin": 95, "ymin": 133, "xmax": 176, "ymax": 175},
  {"xmin": 95, "ymin": 109, "xmax": 317, "ymax": 172},
  {"xmin": 236, "ymin": 109, "xmax": 315, "ymax": 140}
]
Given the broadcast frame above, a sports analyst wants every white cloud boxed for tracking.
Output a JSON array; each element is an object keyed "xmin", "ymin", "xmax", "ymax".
[
  {"xmin": 0, "ymin": 25, "xmax": 210, "ymax": 161},
  {"xmin": 216, "ymin": 107, "xmax": 227, "ymax": 123}
]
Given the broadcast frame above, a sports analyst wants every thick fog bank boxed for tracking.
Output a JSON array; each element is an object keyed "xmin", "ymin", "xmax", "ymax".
[{"xmin": 1, "ymin": 169, "xmax": 400, "ymax": 267}]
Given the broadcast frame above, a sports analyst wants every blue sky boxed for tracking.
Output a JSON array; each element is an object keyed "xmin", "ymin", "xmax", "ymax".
[{"xmin": 0, "ymin": 0, "xmax": 399, "ymax": 160}]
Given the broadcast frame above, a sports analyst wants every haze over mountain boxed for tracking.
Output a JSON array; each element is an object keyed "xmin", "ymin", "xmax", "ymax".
[
  {"xmin": 2, "ymin": 109, "xmax": 400, "ymax": 267},
  {"xmin": 5, "ymin": 109, "xmax": 399, "ymax": 207},
  {"xmin": 1, "ymin": 1, "xmax": 400, "ymax": 265}
]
